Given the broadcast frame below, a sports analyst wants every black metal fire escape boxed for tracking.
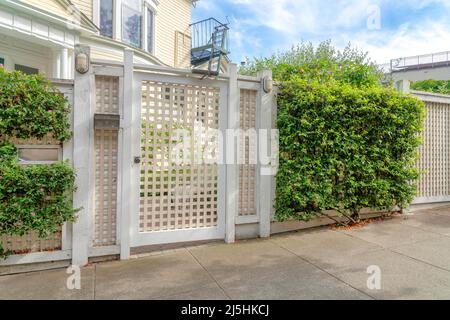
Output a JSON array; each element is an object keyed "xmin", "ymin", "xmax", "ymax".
[{"xmin": 190, "ymin": 18, "xmax": 229, "ymax": 77}]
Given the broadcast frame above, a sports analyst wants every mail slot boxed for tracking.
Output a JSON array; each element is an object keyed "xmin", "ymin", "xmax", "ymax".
[{"xmin": 94, "ymin": 113, "xmax": 120, "ymax": 129}]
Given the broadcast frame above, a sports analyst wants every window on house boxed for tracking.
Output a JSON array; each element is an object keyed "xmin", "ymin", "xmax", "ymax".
[
  {"xmin": 15, "ymin": 64, "xmax": 39, "ymax": 75},
  {"xmin": 100, "ymin": 0, "xmax": 114, "ymax": 38},
  {"xmin": 122, "ymin": 0, "xmax": 142, "ymax": 48},
  {"xmin": 147, "ymin": 7, "xmax": 154, "ymax": 53},
  {"xmin": 0, "ymin": 57, "xmax": 4, "ymax": 67},
  {"xmin": 17, "ymin": 146, "xmax": 61, "ymax": 164}
]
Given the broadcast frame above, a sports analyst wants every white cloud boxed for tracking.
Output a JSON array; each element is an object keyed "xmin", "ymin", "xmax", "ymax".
[
  {"xmin": 228, "ymin": 0, "xmax": 375, "ymax": 34},
  {"xmin": 333, "ymin": 18, "xmax": 450, "ymax": 64},
  {"xmin": 194, "ymin": 0, "xmax": 450, "ymax": 64}
]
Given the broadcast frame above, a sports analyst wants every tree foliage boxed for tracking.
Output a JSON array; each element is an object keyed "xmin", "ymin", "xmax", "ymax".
[
  {"xmin": 239, "ymin": 40, "xmax": 383, "ymax": 88},
  {"xmin": 411, "ymin": 80, "xmax": 450, "ymax": 95}
]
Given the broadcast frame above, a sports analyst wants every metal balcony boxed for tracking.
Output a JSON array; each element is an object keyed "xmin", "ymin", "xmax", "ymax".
[{"xmin": 190, "ymin": 18, "xmax": 229, "ymax": 76}]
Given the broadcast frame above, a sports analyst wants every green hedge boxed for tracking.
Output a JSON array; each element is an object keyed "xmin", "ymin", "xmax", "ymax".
[
  {"xmin": 0, "ymin": 69, "xmax": 71, "ymax": 141},
  {"xmin": 275, "ymin": 77, "xmax": 425, "ymax": 222},
  {"xmin": 0, "ymin": 69, "xmax": 77, "ymax": 258}
]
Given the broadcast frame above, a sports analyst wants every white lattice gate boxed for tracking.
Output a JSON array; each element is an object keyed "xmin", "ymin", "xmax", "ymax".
[{"xmin": 130, "ymin": 74, "xmax": 227, "ymax": 247}]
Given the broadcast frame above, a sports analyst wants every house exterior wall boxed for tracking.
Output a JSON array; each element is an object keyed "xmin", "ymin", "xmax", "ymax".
[
  {"xmin": 72, "ymin": 0, "xmax": 93, "ymax": 20},
  {"xmin": 156, "ymin": 0, "xmax": 192, "ymax": 67},
  {"xmin": 3, "ymin": 0, "xmax": 193, "ymax": 74},
  {"xmin": 391, "ymin": 66, "xmax": 450, "ymax": 83},
  {"xmin": 21, "ymin": 0, "xmax": 70, "ymax": 18}
]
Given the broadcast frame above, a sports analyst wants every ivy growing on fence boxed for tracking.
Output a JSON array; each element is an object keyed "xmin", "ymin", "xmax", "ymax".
[{"xmin": 0, "ymin": 68, "xmax": 77, "ymax": 258}]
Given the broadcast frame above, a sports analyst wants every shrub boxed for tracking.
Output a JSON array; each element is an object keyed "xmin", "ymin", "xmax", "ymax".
[
  {"xmin": 411, "ymin": 80, "xmax": 450, "ymax": 95},
  {"xmin": 242, "ymin": 41, "xmax": 425, "ymax": 223},
  {"xmin": 0, "ymin": 68, "xmax": 71, "ymax": 142},
  {"xmin": 239, "ymin": 40, "xmax": 383, "ymax": 88},
  {"xmin": 275, "ymin": 77, "xmax": 425, "ymax": 222},
  {"xmin": 0, "ymin": 69, "xmax": 77, "ymax": 258}
]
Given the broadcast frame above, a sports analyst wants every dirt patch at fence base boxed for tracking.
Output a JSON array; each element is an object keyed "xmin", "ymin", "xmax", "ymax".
[{"xmin": 330, "ymin": 213, "xmax": 401, "ymax": 231}]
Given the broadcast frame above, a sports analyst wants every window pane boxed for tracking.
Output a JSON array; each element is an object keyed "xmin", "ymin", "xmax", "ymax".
[
  {"xmin": 100, "ymin": 0, "xmax": 113, "ymax": 38},
  {"xmin": 147, "ymin": 8, "xmax": 153, "ymax": 53},
  {"xmin": 18, "ymin": 148, "xmax": 59, "ymax": 162},
  {"xmin": 15, "ymin": 64, "xmax": 39, "ymax": 75},
  {"xmin": 122, "ymin": 2, "xmax": 142, "ymax": 48},
  {"xmin": 127, "ymin": 0, "xmax": 141, "ymax": 11}
]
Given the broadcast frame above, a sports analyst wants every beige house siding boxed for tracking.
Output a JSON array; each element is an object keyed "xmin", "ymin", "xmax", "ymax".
[
  {"xmin": 156, "ymin": 0, "xmax": 191, "ymax": 67},
  {"xmin": 72, "ymin": 0, "xmax": 93, "ymax": 20},
  {"xmin": 19, "ymin": 0, "xmax": 193, "ymax": 68},
  {"xmin": 21, "ymin": 0, "xmax": 93, "ymax": 22},
  {"xmin": 21, "ymin": 0, "xmax": 70, "ymax": 18}
]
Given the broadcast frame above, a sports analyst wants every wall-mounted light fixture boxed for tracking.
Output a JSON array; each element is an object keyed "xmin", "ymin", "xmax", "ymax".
[
  {"xmin": 263, "ymin": 76, "xmax": 273, "ymax": 94},
  {"xmin": 75, "ymin": 52, "xmax": 89, "ymax": 74},
  {"xmin": 75, "ymin": 45, "xmax": 90, "ymax": 74}
]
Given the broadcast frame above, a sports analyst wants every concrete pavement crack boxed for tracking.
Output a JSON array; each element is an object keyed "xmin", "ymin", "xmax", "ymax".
[{"xmin": 185, "ymin": 247, "xmax": 232, "ymax": 300}]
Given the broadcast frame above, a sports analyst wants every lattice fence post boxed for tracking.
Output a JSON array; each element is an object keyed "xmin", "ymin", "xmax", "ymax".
[
  {"xmin": 257, "ymin": 69, "xmax": 275, "ymax": 238},
  {"xmin": 119, "ymin": 49, "xmax": 134, "ymax": 260},
  {"xmin": 225, "ymin": 63, "xmax": 239, "ymax": 243},
  {"xmin": 72, "ymin": 45, "xmax": 93, "ymax": 266}
]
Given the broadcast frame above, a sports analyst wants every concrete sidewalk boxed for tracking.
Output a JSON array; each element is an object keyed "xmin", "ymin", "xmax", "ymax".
[{"xmin": 2, "ymin": 205, "xmax": 450, "ymax": 300}]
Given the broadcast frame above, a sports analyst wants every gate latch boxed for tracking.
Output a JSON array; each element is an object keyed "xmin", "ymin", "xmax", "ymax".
[{"xmin": 134, "ymin": 156, "xmax": 141, "ymax": 164}]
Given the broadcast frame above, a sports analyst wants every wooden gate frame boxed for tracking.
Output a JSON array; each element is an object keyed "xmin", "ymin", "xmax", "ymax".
[
  {"xmin": 69, "ymin": 47, "xmax": 275, "ymax": 266},
  {"xmin": 128, "ymin": 68, "xmax": 229, "ymax": 248}
]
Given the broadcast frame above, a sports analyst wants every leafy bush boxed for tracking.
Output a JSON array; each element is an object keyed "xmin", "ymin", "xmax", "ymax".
[
  {"xmin": 0, "ymin": 143, "xmax": 77, "ymax": 258},
  {"xmin": 276, "ymin": 77, "xmax": 425, "ymax": 222},
  {"xmin": 242, "ymin": 41, "xmax": 425, "ymax": 223},
  {"xmin": 411, "ymin": 80, "xmax": 450, "ymax": 95},
  {"xmin": 0, "ymin": 69, "xmax": 76, "ymax": 258},
  {"xmin": 0, "ymin": 68, "xmax": 71, "ymax": 141}
]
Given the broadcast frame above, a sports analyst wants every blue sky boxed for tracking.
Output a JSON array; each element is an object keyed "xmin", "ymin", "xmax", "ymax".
[{"xmin": 192, "ymin": 0, "xmax": 450, "ymax": 64}]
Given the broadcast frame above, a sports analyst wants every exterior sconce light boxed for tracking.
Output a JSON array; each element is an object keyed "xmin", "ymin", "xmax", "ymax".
[
  {"xmin": 263, "ymin": 76, "xmax": 273, "ymax": 93},
  {"xmin": 75, "ymin": 51, "xmax": 89, "ymax": 74}
]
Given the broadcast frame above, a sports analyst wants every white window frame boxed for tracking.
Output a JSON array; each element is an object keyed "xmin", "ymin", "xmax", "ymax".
[
  {"xmin": 94, "ymin": 0, "xmax": 117, "ymax": 40},
  {"xmin": 143, "ymin": 1, "xmax": 157, "ymax": 55},
  {"xmin": 17, "ymin": 145, "xmax": 62, "ymax": 165},
  {"xmin": 94, "ymin": 0, "xmax": 158, "ymax": 54}
]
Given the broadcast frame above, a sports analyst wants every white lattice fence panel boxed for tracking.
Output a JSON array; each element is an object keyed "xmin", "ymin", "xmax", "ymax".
[
  {"xmin": 95, "ymin": 75, "xmax": 120, "ymax": 114},
  {"xmin": 93, "ymin": 129, "xmax": 118, "ymax": 246},
  {"xmin": 416, "ymin": 101, "xmax": 450, "ymax": 197},
  {"xmin": 140, "ymin": 81, "xmax": 220, "ymax": 232},
  {"xmin": 239, "ymin": 89, "xmax": 257, "ymax": 216},
  {"xmin": 93, "ymin": 75, "xmax": 120, "ymax": 247},
  {"xmin": 0, "ymin": 230, "xmax": 62, "ymax": 254}
]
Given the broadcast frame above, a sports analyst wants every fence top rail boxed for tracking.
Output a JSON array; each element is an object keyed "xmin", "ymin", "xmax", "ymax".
[
  {"xmin": 91, "ymin": 59, "xmax": 125, "ymax": 67},
  {"xmin": 411, "ymin": 89, "xmax": 450, "ymax": 104},
  {"xmin": 46, "ymin": 78, "xmax": 74, "ymax": 85},
  {"xmin": 92, "ymin": 59, "xmax": 263, "ymax": 84},
  {"xmin": 237, "ymin": 75, "xmax": 260, "ymax": 84}
]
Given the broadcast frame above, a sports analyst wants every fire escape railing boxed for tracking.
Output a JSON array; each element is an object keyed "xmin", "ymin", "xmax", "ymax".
[{"xmin": 190, "ymin": 18, "xmax": 229, "ymax": 76}]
